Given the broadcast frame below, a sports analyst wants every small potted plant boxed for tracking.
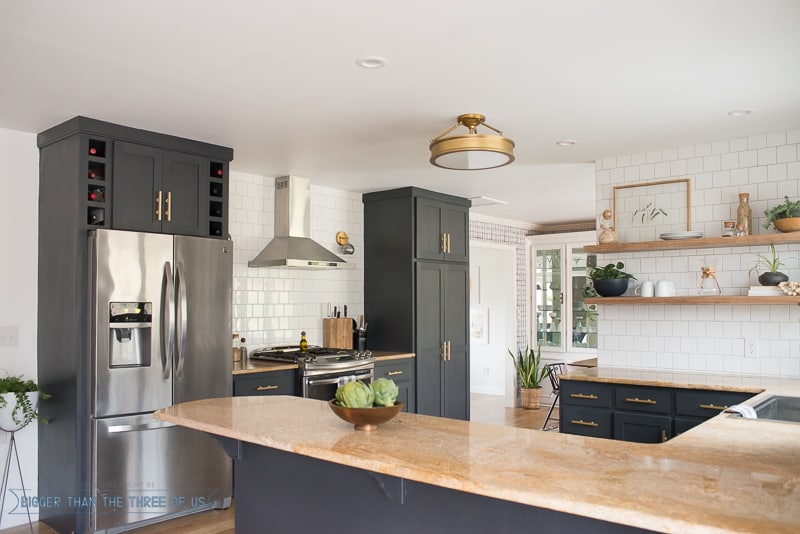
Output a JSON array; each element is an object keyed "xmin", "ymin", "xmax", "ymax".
[
  {"xmin": 0, "ymin": 375, "xmax": 49, "ymax": 432},
  {"xmin": 763, "ymin": 196, "xmax": 800, "ymax": 232},
  {"xmin": 507, "ymin": 345, "xmax": 550, "ymax": 409},
  {"xmin": 749, "ymin": 243, "xmax": 790, "ymax": 286},
  {"xmin": 588, "ymin": 261, "xmax": 637, "ymax": 297}
]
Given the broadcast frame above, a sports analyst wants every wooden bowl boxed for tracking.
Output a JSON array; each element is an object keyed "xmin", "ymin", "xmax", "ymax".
[
  {"xmin": 328, "ymin": 400, "xmax": 403, "ymax": 431},
  {"xmin": 774, "ymin": 217, "xmax": 800, "ymax": 233}
]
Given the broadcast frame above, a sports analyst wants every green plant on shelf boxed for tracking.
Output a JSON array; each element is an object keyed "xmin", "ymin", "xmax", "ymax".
[{"xmin": 763, "ymin": 196, "xmax": 800, "ymax": 229}]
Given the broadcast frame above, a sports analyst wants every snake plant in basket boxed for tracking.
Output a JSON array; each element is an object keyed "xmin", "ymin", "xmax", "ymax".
[
  {"xmin": 507, "ymin": 345, "xmax": 551, "ymax": 409},
  {"xmin": 0, "ymin": 376, "xmax": 50, "ymax": 432}
]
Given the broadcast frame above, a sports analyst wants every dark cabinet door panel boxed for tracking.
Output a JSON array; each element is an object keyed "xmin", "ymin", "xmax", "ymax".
[
  {"xmin": 674, "ymin": 390, "xmax": 754, "ymax": 418},
  {"xmin": 162, "ymin": 151, "xmax": 205, "ymax": 237},
  {"xmin": 374, "ymin": 358, "xmax": 416, "ymax": 413},
  {"xmin": 234, "ymin": 370, "xmax": 296, "ymax": 397},
  {"xmin": 112, "ymin": 142, "xmax": 161, "ymax": 233},
  {"xmin": 615, "ymin": 385, "xmax": 672, "ymax": 414},
  {"xmin": 561, "ymin": 380, "xmax": 614, "ymax": 408},
  {"xmin": 415, "ymin": 262, "xmax": 444, "ymax": 416},
  {"xmin": 559, "ymin": 406, "xmax": 612, "ymax": 439},
  {"xmin": 444, "ymin": 205, "xmax": 469, "ymax": 262},
  {"xmin": 415, "ymin": 198, "xmax": 444, "ymax": 260},
  {"xmin": 443, "ymin": 263, "xmax": 469, "ymax": 420},
  {"xmin": 614, "ymin": 412, "xmax": 671, "ymax": 443}
]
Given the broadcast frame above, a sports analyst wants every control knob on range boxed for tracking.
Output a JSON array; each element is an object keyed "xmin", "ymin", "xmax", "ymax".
[{"xmin": 353, "ymin": 351, "xmax": 372, "ymax": 359}]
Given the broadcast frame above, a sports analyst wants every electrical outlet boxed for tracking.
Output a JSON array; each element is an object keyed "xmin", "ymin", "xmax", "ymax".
[
  {"xmin": 0, "ymin": 326, "xmax": 19, "ymax": 347},
  {"xmin": 482, "ymin": 366, "xmax": 490, "ymax": 376},
  {"xmin": 744, "ymin": 338, "xmax": 759, "ymax": 358}
]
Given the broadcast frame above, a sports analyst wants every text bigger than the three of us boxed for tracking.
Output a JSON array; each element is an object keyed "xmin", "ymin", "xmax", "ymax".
[{"xmin": 12, "ymin": 493, "xmax": 211, "ymax": 513}]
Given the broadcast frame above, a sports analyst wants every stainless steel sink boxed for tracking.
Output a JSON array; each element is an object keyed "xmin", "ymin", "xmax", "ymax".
[{"xmin": 750, "ymin": 395, "xmax": 800, "ymax": 423}]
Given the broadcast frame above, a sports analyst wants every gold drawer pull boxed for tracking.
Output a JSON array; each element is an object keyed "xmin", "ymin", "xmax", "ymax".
[
  {"xmin": 570, "ymin": 393, "xmax": 598, "ymax": 400},
  {"xmin": 387, "ymin": 371, "xmax": 404, "ymax": 376},
  {"xmin": 570, "ymin": 419, "xmax": 599, "ymax": 428},
  {"xmin": 256, "ymin": 385, "xmax": 279, "ymax": 391},
  {"xmin": 625, "ymin": 397, "xmax": 656, "ymax": 405},
  {"xmin": 699, "ymin": 403, "xmax": 728, "ymax": 410},
  {"xmin": 155, "ymin": 190, "xmax": 163, "ymax": 221}
]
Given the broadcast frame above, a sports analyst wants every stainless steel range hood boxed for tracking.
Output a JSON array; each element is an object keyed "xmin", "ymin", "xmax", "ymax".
[{"xmin": 248, "ymin": 176, "xmax": 352, "ymax": 269}]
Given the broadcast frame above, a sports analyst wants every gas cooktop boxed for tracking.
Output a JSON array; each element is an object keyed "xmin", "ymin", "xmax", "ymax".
[{"xmin": 249, "ymin": 346, "xmax": 373, "ymax": 370}]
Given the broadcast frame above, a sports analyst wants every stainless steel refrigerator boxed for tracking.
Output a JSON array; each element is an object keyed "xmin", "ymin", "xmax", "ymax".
[{"xmin": 87, "ymin": 229, "xmax": 232, "ymax": 533}]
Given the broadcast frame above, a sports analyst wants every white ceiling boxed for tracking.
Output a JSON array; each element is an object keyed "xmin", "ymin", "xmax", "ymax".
[{"xmin": 2, "ymin": 1, "xmax": 799, "ymax": 225}]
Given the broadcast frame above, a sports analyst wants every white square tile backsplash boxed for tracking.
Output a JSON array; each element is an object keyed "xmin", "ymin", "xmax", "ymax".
[
  {"xmin": 229, "ymin": 171, "xmax": 363, "ymax": 349},
  {"xmin": 595, "ymin": 128, "xmax": 800, "ymax": 377}
]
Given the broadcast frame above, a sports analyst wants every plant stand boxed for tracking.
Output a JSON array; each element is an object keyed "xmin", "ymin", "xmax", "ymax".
[{"xmin": 0, "ymin": 431, "xmax": 34, "ymax": 533}]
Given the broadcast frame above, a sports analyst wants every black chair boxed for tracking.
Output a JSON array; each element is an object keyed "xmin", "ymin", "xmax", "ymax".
[{"xmin": 542, "ymin": 363, "xmax": 567, "ymax": 431}]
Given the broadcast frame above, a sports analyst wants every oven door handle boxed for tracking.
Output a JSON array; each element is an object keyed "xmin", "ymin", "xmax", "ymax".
[{"xmin": 306, "ymin": 375, "xmax": 360, "ymax": 387}]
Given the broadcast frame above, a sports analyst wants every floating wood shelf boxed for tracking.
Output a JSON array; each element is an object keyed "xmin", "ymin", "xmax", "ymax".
[
  {"xmin": 583, "ymin": 232, "xmax": 800, "ymax": 254},
  {"xmin": 584, "ymin": 296, "xmax": 800, "ymax": 305}
]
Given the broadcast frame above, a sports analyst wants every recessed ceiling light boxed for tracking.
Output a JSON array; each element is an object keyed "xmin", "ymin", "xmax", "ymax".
[
  {"xmin": 728, "ymin": 109, "xmax": 751, "ymax": 117},
  {"xmin": 355, "ymin": 56, "xmax": 387, "ymax": 69},
  {"xmin": 556, "ymin": 139, "xmax": 578, "ymax": 146}
]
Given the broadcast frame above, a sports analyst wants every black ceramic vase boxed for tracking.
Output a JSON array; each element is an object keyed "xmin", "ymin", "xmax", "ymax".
[
  {"xmin": 592, "ymin": 278, "xmax": 630, "ymax": 297},
  {"xmin": 758, "ymin": 271, "xmax": 789, "ymax": 286}
]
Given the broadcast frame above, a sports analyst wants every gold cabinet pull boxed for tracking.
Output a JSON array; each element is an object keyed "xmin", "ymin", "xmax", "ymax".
[
  {"xmin": 699, "ymin": 403, "xmax": 728, "ymax": 410},
  {"xmin": 570, "ymin": 419, "xmax": 599, "ymax": 428},
  {"xmin": 446, "ymin": 233, "xmax": 451, "ymax": 253},
  {"xmin": 442, "ymin": 341, "xmax": 447, "ymax": 361},
  {"xmin": 661, "ymin": 430, "xmax": 667, "ymax": 443},
  {"xmin": 625, "ymin": 397, "xmax": 657, "ymax": 405},
  {"xmin": 155, "ymin": 190, "xmax": 163, "ymax": 221},
  {"xmin": 569, "ymin": 393, "xmax": 598, "ymax": 400},
  {"xmin": 165, "ymin": 191, "xmax": 172, "ymax": 221},
  {"xmin": 441, "ymin": 234, "xmax": 446, "ymax": 253},
  {"xmin": 447, "ymin": 341, "xmax": 452, "ymax": 360},
  {"xmin": 256, "ymin": 385, "xmax": 279, "ymax": 391},
  {"xmin": 387, "ymin": 370, "xmax": 404, "ymax": 376}
]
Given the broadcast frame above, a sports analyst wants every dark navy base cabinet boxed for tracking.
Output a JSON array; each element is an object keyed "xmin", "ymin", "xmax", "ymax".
[{"xmin": 228, "ymin": 441, "xmax": 653, "ymax": 534}]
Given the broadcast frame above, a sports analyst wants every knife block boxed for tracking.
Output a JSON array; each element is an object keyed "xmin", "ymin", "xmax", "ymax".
[{"xmin": 323, "ymin": 318, "xmax": 353, "ymax": 349}]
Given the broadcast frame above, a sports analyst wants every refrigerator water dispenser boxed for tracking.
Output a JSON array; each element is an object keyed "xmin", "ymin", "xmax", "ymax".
[{"xmin": 109, "ymin": 302, "xmax": 153, "ymax": 368}]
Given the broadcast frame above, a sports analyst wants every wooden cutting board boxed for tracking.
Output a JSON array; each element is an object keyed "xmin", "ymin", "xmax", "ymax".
[{"xmin": 323, "ymin": 318, "xmax": 353, "ymax": 349}]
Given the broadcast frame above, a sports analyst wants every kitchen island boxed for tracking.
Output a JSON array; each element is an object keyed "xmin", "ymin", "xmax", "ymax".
[{"xmin": 154, "ymin": 391, "xmax": 800, "ymax": 533}]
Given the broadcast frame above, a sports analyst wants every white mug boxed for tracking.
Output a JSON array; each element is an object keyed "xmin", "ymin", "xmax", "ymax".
[
  {"xmin": 635, "ymin": 280, "xmax": 654, "ymax": 297},
  {"xmin": 655, "ymin": 280, "xmax": 676, "ymax": 297}
]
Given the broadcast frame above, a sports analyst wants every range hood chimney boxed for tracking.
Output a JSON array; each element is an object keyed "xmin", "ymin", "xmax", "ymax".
[{"xmin": 248, "ymin": 176, "xmax": 352, "ymax": 269}]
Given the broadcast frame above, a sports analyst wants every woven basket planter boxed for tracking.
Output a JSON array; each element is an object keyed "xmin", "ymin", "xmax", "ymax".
[{"xmin": 520, "ymin": 387, "xmax": 542, "ymax": 410}]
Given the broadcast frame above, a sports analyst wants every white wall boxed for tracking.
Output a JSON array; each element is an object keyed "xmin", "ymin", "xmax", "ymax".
[
  {"xmin": 0, "ymin": 127, "xmax": 40, "ymax": 527},
  {"xmin": 228, "ymin": 171, "xmax": 364, "ymax": 349},
  {"xmin": 469, "ymin": 244, "xmax": 516, "ymax": 398},
  {"xmin": 595, "ymin": 129, "xmax": 800, "ymax": 376}
]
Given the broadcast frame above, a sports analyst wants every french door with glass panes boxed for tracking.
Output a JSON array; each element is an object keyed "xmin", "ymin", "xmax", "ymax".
[{"xmin": 527, "ymin": 231, "xmax": 597, "ymax": 355}]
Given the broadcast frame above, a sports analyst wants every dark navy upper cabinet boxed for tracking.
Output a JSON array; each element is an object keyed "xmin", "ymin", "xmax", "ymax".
[
  {"xmin": 364, "ymin": 187, "xmax": 471, "ymax": 420},
  {"xmin": 37, "ymin": 116, "xmax": 232, "ymax": 239},
  {"xmin": 415, "ymin": 197, "xmax": 469, "ymax": 262}
]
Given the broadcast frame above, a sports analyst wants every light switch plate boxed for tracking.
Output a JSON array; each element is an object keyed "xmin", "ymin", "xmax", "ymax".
[{"xmin": 0, "ymin": 326, "xmax": 18, "ymax": 347}]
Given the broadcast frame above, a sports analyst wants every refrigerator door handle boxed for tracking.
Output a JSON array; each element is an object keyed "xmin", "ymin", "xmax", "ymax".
[
  {"xmin": 107, "ymin": 421, "xmax": 176, "ymax": 433},
  {"xmin": 175, "ymin": 261, "xmax": 188, "ymax": 378},
  {"xmin": 162, "ymin": 262, "xmax": 176, "ymax": 379}
]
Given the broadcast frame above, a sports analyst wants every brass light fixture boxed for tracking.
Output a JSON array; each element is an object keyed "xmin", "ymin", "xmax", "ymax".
[{"xmin": 429, "ymin": 113, "xmax": 515, "ymax": 170}]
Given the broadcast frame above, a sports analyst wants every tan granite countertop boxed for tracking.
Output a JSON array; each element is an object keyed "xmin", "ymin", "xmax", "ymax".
[
  {"xmin": 232, "ymin": 351, "xmax": 414, "ymax": 375},
  {"xmin": 155, "ymin": 391, "xmax": 800, "ymax": 533},
  {"xmin": 563, "ymin": 366, "xmax": 800, "ymax": 396}
]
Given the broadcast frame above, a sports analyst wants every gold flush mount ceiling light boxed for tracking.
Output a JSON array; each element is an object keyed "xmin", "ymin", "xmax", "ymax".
[{"xmin": 429, "ymin": 114, "xmax": 515, "ymax": 170}]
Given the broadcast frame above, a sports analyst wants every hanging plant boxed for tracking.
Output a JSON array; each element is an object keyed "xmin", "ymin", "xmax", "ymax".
[{"xmin": 0, "ymin": 376, "xmax": 50, "ymax": 430}]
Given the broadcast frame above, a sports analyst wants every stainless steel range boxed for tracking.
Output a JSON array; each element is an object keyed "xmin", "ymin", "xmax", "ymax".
[{"xmin": 250, "ymin": 346, "xmax": 374, "ymax": 399}]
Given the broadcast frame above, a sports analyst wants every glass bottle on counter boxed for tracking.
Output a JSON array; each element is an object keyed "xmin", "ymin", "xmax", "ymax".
[
  {"xmin": 232, "ymin": 333, "xmax": 241, "ymax": 362},
  {"xmin": 299, "ymin": 331, "xmax": 308, "ymax": 352},
  {"xmin": 736, "ymin": 193, "xmax": 752, "ymax": 236}
]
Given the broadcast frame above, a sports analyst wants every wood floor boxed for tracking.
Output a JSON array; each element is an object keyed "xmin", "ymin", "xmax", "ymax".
[{"xmin": 0, "ymin": 393, "xmax": 556, "ymax": 534}]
